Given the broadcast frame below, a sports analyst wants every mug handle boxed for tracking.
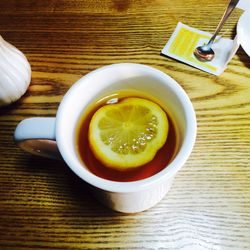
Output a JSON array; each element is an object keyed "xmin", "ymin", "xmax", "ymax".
[{"xmin": 14, "ymin": 117, "xmax": 61, "ymax": 159}]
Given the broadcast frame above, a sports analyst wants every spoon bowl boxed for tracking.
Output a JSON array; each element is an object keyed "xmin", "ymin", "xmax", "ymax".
[{"xmin": 194, "ymin": 45, "xmax": 215, "ymax": 62}]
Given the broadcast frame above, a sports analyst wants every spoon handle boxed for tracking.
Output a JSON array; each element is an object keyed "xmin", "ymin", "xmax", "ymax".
[{"xmin": 207, "ymin": 0, "xmax": 239, "ymax": 46}]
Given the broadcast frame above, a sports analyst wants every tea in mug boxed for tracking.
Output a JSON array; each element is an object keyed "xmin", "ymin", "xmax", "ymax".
[{"xmin": 75, "ymin": 89, "xmax": 179, "ymax": 182}]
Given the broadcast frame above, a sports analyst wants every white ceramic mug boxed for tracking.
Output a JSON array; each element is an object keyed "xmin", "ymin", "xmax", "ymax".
[{"xmin": 14, "ymin": 63, "xmax": 197, "ymax": 213}]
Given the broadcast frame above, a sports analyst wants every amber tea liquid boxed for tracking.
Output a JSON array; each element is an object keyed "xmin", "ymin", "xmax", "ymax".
[{"xmin": 75, "ymin": 90, "xmax": 179, "ymax": 182}]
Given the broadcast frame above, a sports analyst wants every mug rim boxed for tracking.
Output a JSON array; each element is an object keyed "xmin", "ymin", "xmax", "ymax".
[{"xmin": 56, "ymin": 63, "xmax": 197, "ymax": 193}]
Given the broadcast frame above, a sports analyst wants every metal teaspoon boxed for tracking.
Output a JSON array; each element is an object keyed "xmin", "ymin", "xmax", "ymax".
[{"xmin": 194, "ymin": 0, "xmax": 239, "ymax": 62}]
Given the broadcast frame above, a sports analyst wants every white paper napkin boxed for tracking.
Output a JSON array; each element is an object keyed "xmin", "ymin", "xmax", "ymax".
[{"xmin": 161, "ymin": 22, "xmax": 239, "ymax": 75}]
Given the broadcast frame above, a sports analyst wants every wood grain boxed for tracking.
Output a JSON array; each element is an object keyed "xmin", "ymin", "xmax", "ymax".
[{"xmin": 1, "ymin": 0, "xmax": 250, "ymax": 249}]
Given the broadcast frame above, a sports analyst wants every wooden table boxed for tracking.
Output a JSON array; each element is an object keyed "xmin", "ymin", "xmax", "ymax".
[{"xmin": 1, "ymin": 1, "xmax": 250, "ymax": 249}]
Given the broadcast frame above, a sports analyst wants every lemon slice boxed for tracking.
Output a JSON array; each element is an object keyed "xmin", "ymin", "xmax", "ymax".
[{"xmin": 88, "ymin": 97, "xmax": 169, "ymax": 170}]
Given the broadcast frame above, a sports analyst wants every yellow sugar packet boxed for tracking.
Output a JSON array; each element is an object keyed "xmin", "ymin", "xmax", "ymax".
[{"xmin": 161, "ymin": 22, "xmax": 239, "ymax": 76}]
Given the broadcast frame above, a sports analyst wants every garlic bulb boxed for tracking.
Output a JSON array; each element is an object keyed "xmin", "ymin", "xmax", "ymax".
[{"xmin": 0, "ymin": 35, "xmax": 31, "ymax": 106}]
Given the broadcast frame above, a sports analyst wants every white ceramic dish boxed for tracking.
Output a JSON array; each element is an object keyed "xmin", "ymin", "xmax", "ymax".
[{"xmin": 237, "ymin": 9, "xmax": 250, "ymax": 57}]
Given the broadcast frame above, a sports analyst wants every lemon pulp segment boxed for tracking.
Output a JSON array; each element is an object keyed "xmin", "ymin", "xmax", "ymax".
[{"xmin": 88, "ymin": 97, "xmax": 169, "ymax": 170}]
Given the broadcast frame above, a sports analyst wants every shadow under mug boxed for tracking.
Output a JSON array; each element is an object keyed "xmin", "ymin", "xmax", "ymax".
[{"xmin": 14, "ymin": 63, "xmax": 197, "ymax": 213}]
